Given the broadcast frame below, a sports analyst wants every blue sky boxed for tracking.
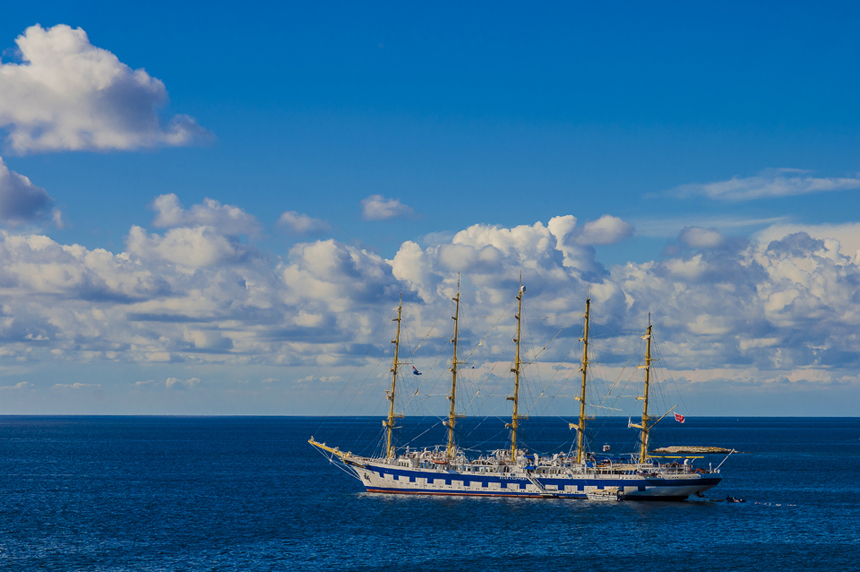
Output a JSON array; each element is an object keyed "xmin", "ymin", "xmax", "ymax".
[{"xmin": 0, "ymin": 2, "xmax": 859, "ymax": 416}]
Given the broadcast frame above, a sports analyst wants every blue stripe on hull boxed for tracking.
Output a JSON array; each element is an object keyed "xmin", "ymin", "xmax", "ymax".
[
  {"xmin": 366, "ymin": 487, "xmax": 554, "ymax": 498},
  {"xmin": 364, "ymin": 487, "xmax": 698, "ymax": 501},
  {"xmin": 359, "ymin": 463, "xmax": 721, "ymax": 499},
  {"xmin": 365, "ymin": 465, "xmax": 720, "ymax": 488}
]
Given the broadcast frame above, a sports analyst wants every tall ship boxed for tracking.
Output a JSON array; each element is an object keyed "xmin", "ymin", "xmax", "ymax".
[{"xmin": 309, "ymin": 278, "xmax": 727, "ymax": 500}]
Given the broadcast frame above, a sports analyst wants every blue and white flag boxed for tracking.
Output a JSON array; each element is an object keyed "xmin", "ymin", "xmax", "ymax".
[{"xmin": 412, "ymin": 366, "xmax": 422, "ymax": 376}]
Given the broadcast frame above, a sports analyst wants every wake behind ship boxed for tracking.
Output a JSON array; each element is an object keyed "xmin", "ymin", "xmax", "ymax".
[{"xmin": 310, "ymin": 277, "xmax": 728, "ymax": 501}]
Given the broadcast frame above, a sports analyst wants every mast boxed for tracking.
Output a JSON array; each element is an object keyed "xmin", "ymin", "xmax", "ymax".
[
  {"xmin": 638, "ymin": 317, "xmax": 653, "ymax": 463},
  {"xmin": 384, "ymin": 295, "xmax": 403, "ymax": 459},
  {"xmin": 507, "ymin": 275, "xmax": 525, "ymax": 462},
  {"xmin": 575, "ymin": 297, "xmax": 591, "ymax": 464},
  {"xmin": 446, "ymin": 275, "xmax": 461, "ymax": 459}
]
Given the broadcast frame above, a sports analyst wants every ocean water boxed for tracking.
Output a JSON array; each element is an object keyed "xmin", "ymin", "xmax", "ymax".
[{"xmin": 0, "ymin": 416, "xmax": 858, "ymax": 571}]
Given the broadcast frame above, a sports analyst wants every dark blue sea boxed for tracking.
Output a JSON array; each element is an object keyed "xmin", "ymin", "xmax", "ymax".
[{"xmin": 1, "ymin": 416, "xmax": 858, "ymax": 571}]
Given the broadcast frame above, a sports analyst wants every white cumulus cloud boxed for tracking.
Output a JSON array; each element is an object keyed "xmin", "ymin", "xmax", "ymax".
[
  {"xmin": 0, "ymin": 24, "xmax": 208, "ymax": 153},
  {"xmin": 282, "ymin": 238, "xmax": 402, "ymax": 313},
  {"xmin": 165, "ymin": 377, "xmax": 200, "ymax": 389},
  {"xmin": 151, "ymin": 194, "xmax": 260, "ymax": 236},
  {"xmin": 277, "ymin": 211, "xmax": 331, "ymax": 236},
  {"xmin": 361, "ymin": 194, "xmax": 415, "ymax": 221},
  {"xmin": 0, "ymin": 381, "xmax": 33, "ymax": 390},
  {"xmin": 577, "ymin": 215, "xmax": 634, "ymax": 245},
  {"xmin": 678, "ymin": 227, "xmax": 725, "ymax": 249},
  {"xmin": 0, "ymin": 157, "xmax": 56, "ymax": 225},
  {"xmin": 756, "ymin": 222, "xmax": 860, "ymax": 263},
  {"xmin": 126, "ymin": 225, "xmax": 255, "ymax": 267}
]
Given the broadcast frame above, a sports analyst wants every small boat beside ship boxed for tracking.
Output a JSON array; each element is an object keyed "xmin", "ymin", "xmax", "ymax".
[
  {"xmin": 586, "ymin": 487, "xmax": 622, "ymax": 501},
  {"xmin": 309, "ymin": 277, "xmax": 727, "ymax": 501}
]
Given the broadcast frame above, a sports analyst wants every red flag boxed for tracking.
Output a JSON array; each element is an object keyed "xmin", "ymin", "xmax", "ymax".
[{"xmin": 674, "ymin": 412, "xmax": 685, "ymax": 424}]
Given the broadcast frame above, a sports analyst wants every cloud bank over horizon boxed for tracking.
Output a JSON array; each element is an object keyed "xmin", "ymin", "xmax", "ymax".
[{"xmin": 0, "ymin": 195, "xmax": 858, "ymax": 414}]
